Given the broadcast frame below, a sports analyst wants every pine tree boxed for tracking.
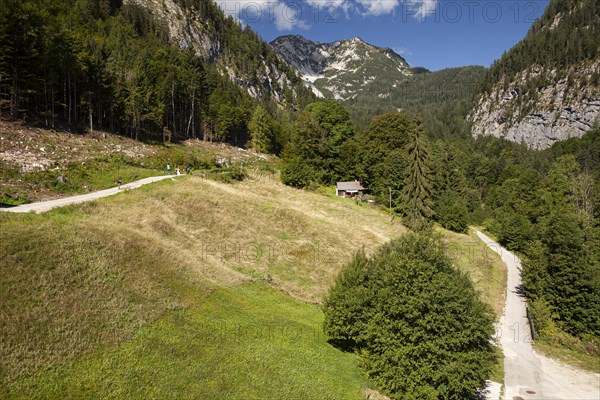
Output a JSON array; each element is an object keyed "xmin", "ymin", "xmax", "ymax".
[
  {"xmin": 402, "ymin": 120, "xmax": 434, "ymax": 230},
  {"xmin": 248, "ymin": 105, "xmax": 272, "ymax": 153},
  {"xmin": 357, "ymin": 113, "xmax": 413, "ymax": 204},
  {"xmin": 280, "ymin": 112, "xmax": 326, "ymax": 188}
]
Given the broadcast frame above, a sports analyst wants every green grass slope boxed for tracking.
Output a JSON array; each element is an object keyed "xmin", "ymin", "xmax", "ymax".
[
  {"xmin": 0, "ymin": 163, "xmax": 505, "ymax": 398},
  {"xmin": 6, "ymin": 284, "xmax": 367, "ymax": 399}
]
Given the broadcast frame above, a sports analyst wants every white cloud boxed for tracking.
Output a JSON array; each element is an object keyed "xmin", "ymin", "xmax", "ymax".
[
  {"xmin": 352, "ymin": 0, "xmax": 437, "ymax": 18},
  {"xmin": 216, "ymin": 0, "xmax": 439, "ymax": 30},
  {"xmin": 216, "ymin": 0, "xmax": 308, "ymax": 31},
  {"xmin": 393, "ymin": 46, "xmax": 412, "ymax": 56},
  {"xmin": 305, "ymin": 0, "xmax": 347, "ymax": 8},
  {"xmin": 305, "ymin": 0, "xmax": 351, "ymax": 18},
  {"xmin": 410, "ymin": 0, "xmax": 437, "ymax": 20},
  {"xmin": 355, "ymin": 0, "xmax": 399, "ymax": 16}
]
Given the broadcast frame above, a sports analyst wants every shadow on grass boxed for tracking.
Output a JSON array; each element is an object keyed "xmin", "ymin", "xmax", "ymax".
[{"xmin": 327, "ymin": 338, "xmax": 358, "ymax": 353}]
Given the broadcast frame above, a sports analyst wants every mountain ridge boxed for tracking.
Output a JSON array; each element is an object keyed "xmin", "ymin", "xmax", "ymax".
[
  {"xmin": 270, "ymin": 34, "xmax": 486, "ymax": 134},
  {"xmin": 270, "ymin": 34, "xmax": 413, "ymax": 100},
  {"xmin": 468, "ymin": 0, "xmax": 600, "ymax": 149},
  {"xmin": 125, "ymin": 0, "xmax": 311, "ymax": 104}
]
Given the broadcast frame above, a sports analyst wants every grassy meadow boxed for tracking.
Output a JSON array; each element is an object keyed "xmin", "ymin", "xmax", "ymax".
[{"xmin": 1, "ymin": 169, "xmax": 506, "ymax": 398}]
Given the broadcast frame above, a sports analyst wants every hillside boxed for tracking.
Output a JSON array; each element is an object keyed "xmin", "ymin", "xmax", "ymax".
[
  {"xmin": 125, "ymin": 0, "xmax": 312, "ymax": 103},
  {"xmin": 0, "ymin": 126, "xmax": 507, "ymax": 397},
  {"xmin": 0, "ymin": 0, "xmax": 313, "ymax": 146},
  {"xmin": 346, "ymin": 66, "xmax": 487, "ymax": 134},
  {"xmin": 0, "ymin": 119, "xmax": 273, "ymax": 206},
  {"xmin": 468, "ymin": 0, "xmax": 600, "ymax": 149}
]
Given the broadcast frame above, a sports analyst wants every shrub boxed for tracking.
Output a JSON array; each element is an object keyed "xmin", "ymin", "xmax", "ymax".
[
  {"xmin": 323, "ymin": 233, "xmax": 496, "ymax": 399},
  {"xmin": 280, "ymin": 157, "xmax": 318, "ymax": 188},
  {"xmin": 435, "ymin": 192, "xmax": 469, "ymax": 233}
]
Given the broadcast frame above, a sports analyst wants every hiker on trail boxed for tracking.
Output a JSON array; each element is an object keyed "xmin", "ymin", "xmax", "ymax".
[
  {"xmin": 167, "ymin": 162, "xmax": 171, "ymax": 175},
  {"xmin": 186, "ymin": 164, "xmax": 191, "ymax": 175},
  {"xmin": 175, "ymin": 166, "xmax": 181, "ymax": 176},
  {"xmin": 117, "ymin": 178, "xmax": 122, "ymax": 189}
]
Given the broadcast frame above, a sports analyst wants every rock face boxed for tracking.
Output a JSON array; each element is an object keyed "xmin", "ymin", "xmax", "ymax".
[
  {"xmin": 270, "ymin": 35, "xmax": 412, "ymax": 100},
  {"xmin": 124, "ymin": 0, "xmax": 221, "ymax": 61},
  {"xmin": 270, "ymin": 35, "xmax": 331, "ymax": 79},
  {"xmin": 468, "ymin": 0, "xmax": 600, "ymax": 149},
  {"xmin": 469, "ymin": 61, "xmax": 600, "ymax": 149},
  {"xmin": 123, "ymin": 0, "xmax": 304, "ymax": 104}
]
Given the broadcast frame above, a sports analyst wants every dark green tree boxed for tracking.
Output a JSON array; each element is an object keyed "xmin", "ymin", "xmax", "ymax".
[
  {"xmin": 280, "ymin": 101, "xmax": 357, "ymax": 188},
  {"xmin": 402, "ymin": 120, "xmax": 434, "ymax": 230},
  {"xmin": 305, "ymin": 100, "xmax": 356, "ymax": 183},
  {"xmin": 280, "ymin": 112, "xmax": 325, "ymax": 188},
  {"xmin": 248, "ymin": 105, "xmax": 273, "ymax": 153},
  {"xmin": 357, "ymin": 113, "xmax": 414, "ymax": 206},
  {"xmin": 522, "ymin": 155, "xmax": 600, "ymax": 337},
  {"xmin": 323, "ymin": 233, "xmax": 496, "ymax": 399},
  {"xmin": 435, "ymin": 191, "xmax": 468, "ymax": 233}
]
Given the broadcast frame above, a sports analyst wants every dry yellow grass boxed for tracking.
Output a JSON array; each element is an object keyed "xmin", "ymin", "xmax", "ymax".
[
  {"xmin": 441, "ymin": 228, "xmax": 507, "ymax": 318},
  {"xmin": 102, "ymin": 172, "xmax": 404, "ymax": 303},
  {"xmin": 0, "ymin": 172, "xmax": 403, "ymax": 384},
  {"xmin": 1, "ymin": 171, "xmax": 506, "ymax": 388}
]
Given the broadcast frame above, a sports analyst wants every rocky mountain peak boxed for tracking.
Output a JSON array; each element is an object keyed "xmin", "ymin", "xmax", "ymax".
[
  {"xmin": 270, "ymin": 34, "xmax": 411, "ymax": 100},
  {"xmin": 123, "ymin": 0, "xmax": 309, "ymax": 104}
]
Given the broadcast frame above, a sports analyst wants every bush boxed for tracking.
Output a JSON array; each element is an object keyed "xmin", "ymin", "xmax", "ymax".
[
  {"xmin": 323, "ymin": 233, "xmax": 496, "ymax": 399},
  {"xmin": 206, "ymin": 166, "xmax": 247, "ymax": 183},
  {"xmin": 435, "ymin": 192, "xmax": 469, "ymax": 233},
  {"xmin": 280, "ymin": 157, "xmax": 319, "ymax": 188}
]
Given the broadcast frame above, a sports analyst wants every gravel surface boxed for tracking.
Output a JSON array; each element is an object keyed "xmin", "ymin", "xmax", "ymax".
[
  {"xmin": 1, "ymin": 175, "xmax": 173, "ymax": 213},
  {"xmin": 476, "ymin": 230, "xmax": 600, "ymax": 400}
]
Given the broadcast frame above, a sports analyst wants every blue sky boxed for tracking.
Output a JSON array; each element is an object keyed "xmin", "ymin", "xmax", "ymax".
[{"xmin": 217, "ymin": 0, "xmax": 550, "ymax": 71}]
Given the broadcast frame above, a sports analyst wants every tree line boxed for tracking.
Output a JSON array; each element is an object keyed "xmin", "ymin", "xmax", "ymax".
[
  {"xmin": 279, "ymin": 100, "xmax": 471, "ymax": 232},
  {"xmin": 281, "ymin": 99, "xmax": 599, "ymax": 388},
  {"xmin": 0, "ymin": 0, "xmax": 312, "ymax": 145}
]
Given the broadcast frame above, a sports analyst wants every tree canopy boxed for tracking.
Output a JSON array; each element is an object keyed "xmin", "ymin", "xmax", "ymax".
[{"xmin": 323, "ymin": 233, "xmax": 497, "ymax": 399}]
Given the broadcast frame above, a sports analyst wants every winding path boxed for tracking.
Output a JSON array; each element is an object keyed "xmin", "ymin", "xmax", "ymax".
[
  {"xmin": 1, "ymin": 175, "xmax": 174, "ymax": 213},
  {"xmin": 475, "ymin": 230, "xmax": 600, "ymax": 400}
]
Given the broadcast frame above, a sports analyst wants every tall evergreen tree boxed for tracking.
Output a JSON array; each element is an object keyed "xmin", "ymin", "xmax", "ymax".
[
  {"xmin": 280, "ymin": 112, "xmax": 326, "ymax": 188},
  {"xmin": 323, "ymin": 234, "xmax": 496, "ymax": 399},
  {"xmin": 357, "ymin": 113, "xmax": 413, "ymax": 207},
  {"xmin": 248, "ymin": 105, "xmax": 272, "ymax": 153},
  {"xmin": 280, "ymin": 101, "xmax": 357, "ymax": 187},
  {"xmin": 402, "ymin": 120, "xmax": 434, "ymax": 230},
  {"xmin": 305, "ymin": 100, "xmax": 356, "ymax": 183}
]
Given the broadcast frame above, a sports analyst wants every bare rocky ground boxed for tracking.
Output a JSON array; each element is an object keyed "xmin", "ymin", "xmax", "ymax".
[
  {"xmin": 0, "ymin": 119, "xmax": 156, "ymax": 203},
  {"xmin": 0, "ymin": 119, "xmax": 154, "ymax": 173},
  {"xmin": 0, "ymin": 119, "xmax": 273, "ymax": 204}
]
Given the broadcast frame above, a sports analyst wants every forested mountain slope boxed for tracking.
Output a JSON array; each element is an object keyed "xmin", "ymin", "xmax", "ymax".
[
  {"xmin": 271, "ymin": 34, "xmax": 486, "ymax": 134},
  {"xmin": 0, "ymin": 0, "xmax": 313, "ymax": 145},
  {"xmin": 345, "ymin": 66, "xmax": 486, "ymax": 135},
  {"xmin": 126, "ymin": 0, "xmax": 311, "ymax": 103},
  {"xmin": 469, "ymin": 0, "xmax": 600, "ymax": 149}
]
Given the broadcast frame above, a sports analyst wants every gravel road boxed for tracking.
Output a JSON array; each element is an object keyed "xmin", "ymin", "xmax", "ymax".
[
  {"xmin": 1, "ymin": 175, "xmax": 173, "ymax": 213},
  {"xmin": 476, "ymin": 230, "xmax": 600, "ymax": 400}
]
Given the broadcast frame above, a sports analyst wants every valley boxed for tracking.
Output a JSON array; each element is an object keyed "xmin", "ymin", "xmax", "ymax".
[
  {"xmin": 1, "ymin": 0, "xmax": 599, "ymax": 398},
  {"xmin": 0, "ymin": 141, "xmax": 507, "ymax": 397}
]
